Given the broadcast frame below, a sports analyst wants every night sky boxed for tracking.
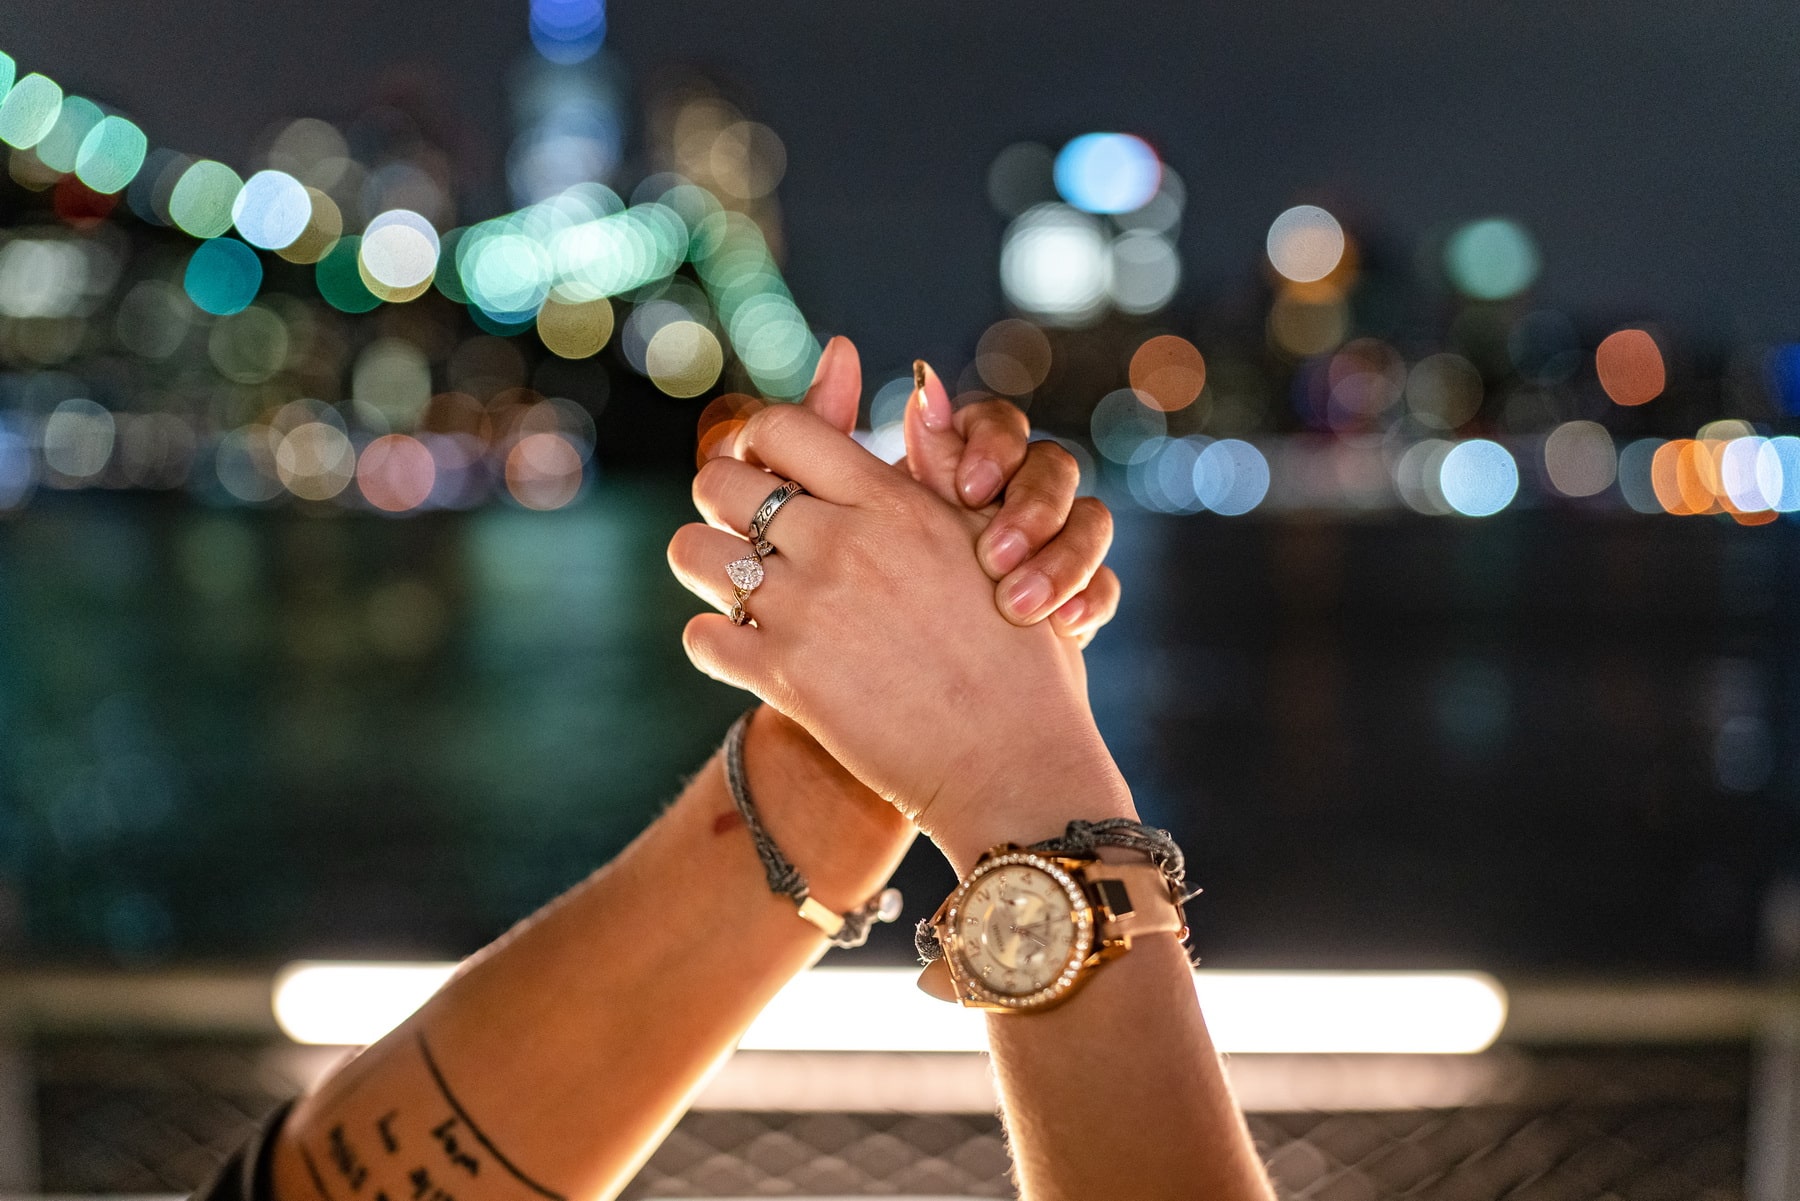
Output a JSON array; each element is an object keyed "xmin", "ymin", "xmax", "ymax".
[{"xmin": 8, "ymin": 0, "xmax": 1800, "ymax": 372}]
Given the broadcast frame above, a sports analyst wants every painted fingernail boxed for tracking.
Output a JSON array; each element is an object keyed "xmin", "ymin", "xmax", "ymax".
[
  {"xmin": 960, "ymin": 459, "xmax": 1003, "ymax": 506},
  {"xmin": 914, "ymin": 359, "xmax": 951, "ymax": 432},
  {"xmin": 1005, "ymin": 572, "xmax": 1051, "ymax": 618},
  {"xmin": 1054, "ymin": 596, "xmax": 1087, "ymax": 628},
  {"xmin": 987, "ymin": 529, "xmax": 1028, "ymax": 575}
]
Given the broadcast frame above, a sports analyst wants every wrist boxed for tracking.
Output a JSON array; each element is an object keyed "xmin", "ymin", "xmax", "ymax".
[
  {"xmin": 742, "ymin": 707, "xmax": 916, "ymax": 911},
  {"xmin": 925, "ymin": 737, "xmax": 1135, "ymax": 876}
]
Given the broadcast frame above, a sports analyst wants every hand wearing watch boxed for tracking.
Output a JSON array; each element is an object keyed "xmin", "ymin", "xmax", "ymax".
[{"xmin": 917, "ymin": 844, "xmax": 1187, "ymax": 1012}]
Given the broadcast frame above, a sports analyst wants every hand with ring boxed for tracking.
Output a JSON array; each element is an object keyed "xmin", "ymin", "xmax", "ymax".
[
  {"xmin": 694, "ymin": 336, "xmax": 1119, "ymax": 649},
  {"xmin": 670, "ymin": 337, "xmax": 1127, "ymax": 862}
]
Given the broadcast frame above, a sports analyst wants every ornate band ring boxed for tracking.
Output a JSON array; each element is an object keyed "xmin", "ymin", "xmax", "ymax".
[{"xmin": 749, "ymin": 480, "xmax": 805, "ymax": 557}]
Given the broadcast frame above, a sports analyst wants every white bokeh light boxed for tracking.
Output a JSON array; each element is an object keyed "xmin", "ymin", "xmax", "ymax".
[{"xmin": 1000, "ymin": 204, "xmax": 1111, "ymax": 324}]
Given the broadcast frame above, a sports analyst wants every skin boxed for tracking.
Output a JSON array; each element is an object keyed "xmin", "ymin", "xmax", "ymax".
[
  {"xmin": 263, "ymin": 338, "xmax": 1127, "ymax": 1201},
  {"xmin": 671, "ymin": 394, "xmax": 1277, "ymax": 1201}
]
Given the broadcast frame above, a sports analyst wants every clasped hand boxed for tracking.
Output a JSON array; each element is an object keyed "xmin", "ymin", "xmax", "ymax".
[{"xmin": 668, "ymin": 337, "xmax": 1135, "ymax": 869}]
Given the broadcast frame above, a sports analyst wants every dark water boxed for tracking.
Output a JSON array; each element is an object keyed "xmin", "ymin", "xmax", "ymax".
[{"xmin": 0, "ymin": 481, "xmax": 1792, "ymax": 973}]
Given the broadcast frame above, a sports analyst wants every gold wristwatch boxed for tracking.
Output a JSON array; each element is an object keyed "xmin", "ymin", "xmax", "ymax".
[{"xmin": 917, "ymin": 845, "xmax": 1186, "ymax": 1012}]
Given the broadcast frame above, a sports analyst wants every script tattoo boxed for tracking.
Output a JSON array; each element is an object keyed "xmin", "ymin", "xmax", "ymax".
[
  {"xmin": 327, "ymin": 1124, "xmax": 370, "ymax": 1192},
  {"xmin": 431, "ymin": 1117, "xmax": 482, "ymax": 1176},
  {"xmin": 376, "ymin": 1111, "xmax": 401, "ymax": 1154}
]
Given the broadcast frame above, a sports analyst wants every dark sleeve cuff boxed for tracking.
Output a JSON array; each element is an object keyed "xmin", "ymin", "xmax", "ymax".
[{"xmin": 193, "ymin": 1100, "xmax": 296, "ymax": 1201}]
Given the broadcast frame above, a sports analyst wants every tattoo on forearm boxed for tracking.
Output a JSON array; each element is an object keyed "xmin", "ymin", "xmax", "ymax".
[
  {"xmin": 301, "ymin": 1036, "xmax": 567, "ymax": 1201},
  {"xmin": 413, "ymin": 1033, "xmax": 567, "ymax": 1201}
]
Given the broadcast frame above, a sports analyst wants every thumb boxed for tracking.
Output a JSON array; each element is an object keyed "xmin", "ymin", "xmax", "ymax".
[
  {"xmin": 902, "ymin": 358, "xmax": 965, "ymax": 504},
  {"xmin": 801, "ymin": 336, "xmax": 862, "ymax": 435}
]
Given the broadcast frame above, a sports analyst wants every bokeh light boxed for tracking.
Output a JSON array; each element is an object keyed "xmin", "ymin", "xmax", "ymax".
[
  {"xmin": 537, "ymin": 294, "xmax": 615, "ymax": 359},
  {"xmin": 1438, "ymin": 439, "xmax": 1519, "ymax": 517},
  {"xmin": 183, "ymin": 238, "xmax": 263, "ymax": 316},
  {"xmin": 1542, "ymin": 421, "xmax": 1617, "ymax": 498},
  {"xmin": 168, "ymin": 160, "xmax": 244, "ymax": 239},
  {"xmin": 1266, "ymin": 205, "xmax": 1345, "ymax": 284},
  {"xmin": 1091, "ymin": 387, "xmax": 1166, "ymax": 464},
  {"xmin": 531, "ymin": 0, "xmax": 607, "ymax": 64},
  {"xmin": 317, "ymin": 237, "xmax": 381, "ymax": 313},
  {"xmin": 208, "ymin": 305, "xmax": 289, "ymax": 383},
  {"xmin": 1406, "ymin": 353, "xmax": 1484, "ymax": 430},
  {"xmin": 41, "ymin": 397, "xmax": 114, "ymax": 481},
  {"xmin": 278, "ymin": 187, "xmax": 343, "ymax": 265},
  {"xmin": 506, "ymin": 431, "xmax": 584, "ymax": 509},
  {"xmin": 232, "ymin": 170, "xmax": 311, "ymax": 250},
  {"xmin": 0, "ymin": 73, "xmax": 63, "ymax": 150},
  {"xmin": 1268, "ymin": 293, "xmax": 1348, "ymax": 357},
  {"xmin": 645, "ymin": 320, "xmax": 724, "ymax": 397},
  {"xmin": 986, "ymin": 142, "xmax": 1056, "ymax": 217},
  {"xmin": 360, "ymin": 209, "xmax": 440, "ymax": 299},
  {"xmin": 356, "ymin": 434, "xmax": 436, "ymax": 512},
  {"xmin": 1595, "ymin": 328, "xmax": 1665, "ymax": 406},
  {"xmin": 1108, "ymin": 230, "xmax": 1181, "ymax": 314},
  {"xmin": 975, "ymin": 319, "xmax": 1052, "ymax": 396},
  {"xmin": 275, "ymin": 422, "xmax": 356, "ymax": 501},
  {"xmin": 75, "ymin": 116, "xmax": 148, "ymax": 194},
  {"xmin": 1129, "ymin": 335, "xmax": 1206, "ymax": 412},
  {"xmin": 1445, "ymin": 218, "xmax": 1539, "ymax": 300},
  {"xmin": 1000, "ymin": 204, "xmax": 1110, "ymax": 324},
  {"xmin": 1193, "ymin": 439, "xmax": 1270, "ymax": 515},
  {"xmin": 1053, "ymin": 133, "xmax": 1160, "ymax": 215},
  {"xmin": 35, "ymin": 96, "xmax": 101, "ymax": 173}
]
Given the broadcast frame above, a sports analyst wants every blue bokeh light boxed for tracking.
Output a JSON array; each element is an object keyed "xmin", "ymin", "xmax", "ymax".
[
  {"xmin": 1053, "ymin": 133, "xmax": 1160, "ymax": 215},
  {"xmin": 531, "ymin": 0, "xmax": 606, "ymax": 64},
  {"xmin": 1438, "ymin": 439, "xmax": 1519, "ymax": 517}
]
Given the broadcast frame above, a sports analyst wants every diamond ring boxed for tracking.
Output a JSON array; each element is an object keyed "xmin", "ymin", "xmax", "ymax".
[{"xmin": 726, "ymin": 554, "xmax": 765, "ymax": 627}]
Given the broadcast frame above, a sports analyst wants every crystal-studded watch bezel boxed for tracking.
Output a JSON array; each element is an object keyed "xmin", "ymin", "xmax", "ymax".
[{"xmin": 943, "ymin": 851, "xmax": 1096, "ymax": 1010}]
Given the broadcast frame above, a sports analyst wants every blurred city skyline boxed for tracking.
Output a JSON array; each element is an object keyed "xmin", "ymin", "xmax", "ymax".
[{"xmin": 6, "ymin": 0, "xmax": 1799, "ymax": 372}]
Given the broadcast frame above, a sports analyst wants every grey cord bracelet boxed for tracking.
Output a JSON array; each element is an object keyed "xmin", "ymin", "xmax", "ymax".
[
  {"xmin": 914, "ymin": 819, "xmax": 1194, "ymax": 963},
  {"xmin": 724, "ymin": 710, "xmax": 903, "ymax": 949}
]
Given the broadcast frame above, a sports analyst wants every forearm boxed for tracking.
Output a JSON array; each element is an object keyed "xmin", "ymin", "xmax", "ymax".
[
  {"xmin": 269, "ymin": 709, "xmax": 912, "ymax": 1201},
  {"xmin": 938, "ymin": 766, "xmax": 1274, "ymax": 1201},
  {"xmin": 986, "ymin": 913, "xmax": 1272, "ymax": 1201}
]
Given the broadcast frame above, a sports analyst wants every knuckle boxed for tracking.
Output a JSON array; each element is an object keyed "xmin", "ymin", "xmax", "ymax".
[
  {"xmin": 1070, "ymin": 496, "xmax": 1115, "ymax": 543},
  {"xmin": 748, "ymin": 401, "xmax": 806, "ymax": 444},
  {"xmin": 1028, "ymin": 440, "xmax": 1081, "ymax": 486}
]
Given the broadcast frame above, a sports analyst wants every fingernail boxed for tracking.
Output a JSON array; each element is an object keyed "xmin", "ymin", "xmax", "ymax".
[
  {"xmin": 960, "ymin": 459, "xmax": 1003, "ymax": 506},
  {"xmin": 914, "ymin": 359, "xmax": 951, "ymax": 432},
  {"xmin": 987, "ymin": 528, "xmax": 1028, "ymax": 575},
  {"xmin": 1005, "ymin": 572, "xmax": 1051, "ymax": 618},
  {"xmin": 809, "ymin": 336, "xmax": 845, "ymax": 390},
  {"xmin": 1055, "ymin": 596, "xmax": 1087, "ymax": 628}
]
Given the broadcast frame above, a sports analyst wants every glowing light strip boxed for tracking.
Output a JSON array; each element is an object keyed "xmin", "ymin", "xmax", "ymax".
[
  {"xmin": 0, "ymin": 43, "xmax": 814, "ymax": 391},
  {"xmin": 272, "ymin": 962, "xmax": 1506, "ymax": 1055}
]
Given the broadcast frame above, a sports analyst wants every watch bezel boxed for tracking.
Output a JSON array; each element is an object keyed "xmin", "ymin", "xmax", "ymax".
[{"xmin": 942, "ymin": 851, "xmax": 1097, "ymax": 1010}]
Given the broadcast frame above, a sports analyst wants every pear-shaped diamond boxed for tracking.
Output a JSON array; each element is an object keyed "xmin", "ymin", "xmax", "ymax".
[{"xmin": 726, "ymin": 556, "xmax": 765, "ymax": 592}]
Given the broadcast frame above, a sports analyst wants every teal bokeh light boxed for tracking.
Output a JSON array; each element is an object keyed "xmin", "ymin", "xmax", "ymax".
[
  {"xmin": 184, "ymin": 238, "xmax": 263, "ymax": 316},
  {"xmin": 0, "ymin": 72, "xmax": 64, "ymax": 149},
  {"xmin": 1445, "ymin": 218, "xmax": 1540, "ymax": 301},
  {"xmin": 73, "ymin": 113, "xmax": 145, "ymax": 193}
]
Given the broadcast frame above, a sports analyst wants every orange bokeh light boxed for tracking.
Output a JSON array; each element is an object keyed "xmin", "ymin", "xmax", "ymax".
[
  {"xmin": 1596, "ymin": 329, "xmax": 1665, "ymax": 407},
  {"xmin": 696, "ymin": 393, "xmax": 763, "ymax": 468},
  {"xmin": 1128, "ymin": 335, "xmax": 1207, "ymax": 412}
]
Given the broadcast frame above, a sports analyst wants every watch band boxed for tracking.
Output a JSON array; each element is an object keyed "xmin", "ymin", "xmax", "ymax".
[{"xmin": 1085, "ymin": 860, "xmax": 1185, "ymax": 946}]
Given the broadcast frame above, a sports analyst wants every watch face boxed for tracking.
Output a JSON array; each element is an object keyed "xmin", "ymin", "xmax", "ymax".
[{"xmin": 950, "ymin": 855, "xmax": 1093, "ymax": 1007}]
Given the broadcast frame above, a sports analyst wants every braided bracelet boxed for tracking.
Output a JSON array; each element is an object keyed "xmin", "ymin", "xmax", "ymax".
[
  {"xmin": 724, "ymin": 711, "xmax": 903, "ymax": 948},
  {"xmin": 914, "ymin": 819, "xmax": 1194, "ymax": 963}
]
